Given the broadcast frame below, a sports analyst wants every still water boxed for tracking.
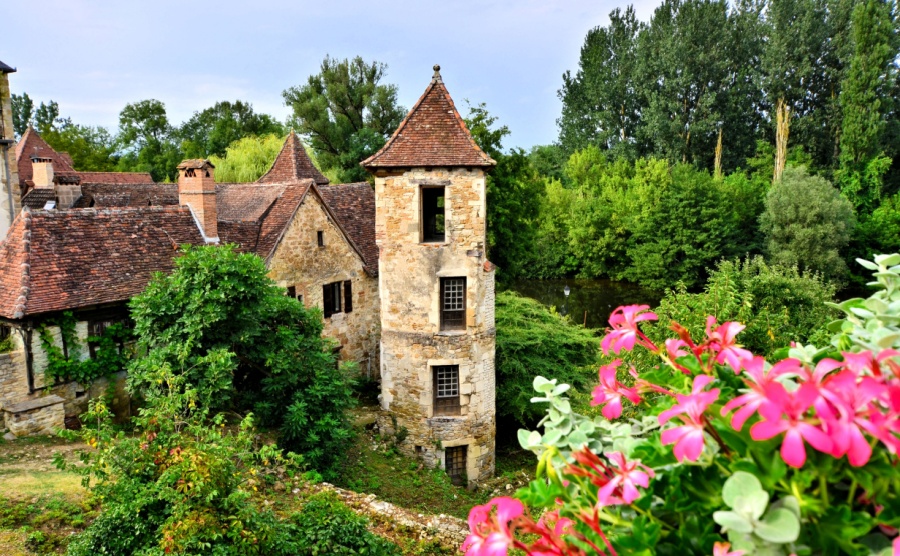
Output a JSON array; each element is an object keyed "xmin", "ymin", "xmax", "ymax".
[{"xmin": 504, "ymin": 279, "xmax": 663, "ymax": 330}]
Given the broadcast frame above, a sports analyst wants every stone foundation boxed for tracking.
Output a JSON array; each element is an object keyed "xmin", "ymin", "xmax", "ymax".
[{"xmin": 3, "ymin": 395, "xmax": 65, "ymax": 436}]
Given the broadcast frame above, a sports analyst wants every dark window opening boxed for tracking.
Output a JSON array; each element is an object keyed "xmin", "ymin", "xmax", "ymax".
[
  {"xmin": 297, "ymin": 294, "xmax": 304, "ymax": 305},
  {"xmin": 88, "ymin": 318, "xmax": 127, "ymax": 358},
  {"xmin": 317, "ymin": 230, "xmax": 324, "ymax": 247},
  {"xmin": 286, "ymin": 286, "xmax": 296, "ymax": 298},
  {"xmin": 0, "ymin": 325, "xmax": 10, "ymax": 341},
  {"xmin": 344, "ymin": 281, "xmax": 353, "ymax": 313},
  {"xmin": 440, "ymin": 277, "xmax": 466, "ymax": 331},
  {"xmin": 433, "ymin": 364, "xmax": 460, "ymax": 416},
  {"xmin": 323, "ymin": 281, "xmax": 343, "ymax": 318},
  {"xmin": 445, "ymin": 445, "xmax": 467, "ymax": 486},
  {"xmin": 422, "ymin": 187, "xmax": 445, "ymax": 242}
]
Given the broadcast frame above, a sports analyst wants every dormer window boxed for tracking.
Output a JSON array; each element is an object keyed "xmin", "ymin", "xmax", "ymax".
[{"xmin": 422, "ymin": 187, "xmax": 445, "ymax": 242}]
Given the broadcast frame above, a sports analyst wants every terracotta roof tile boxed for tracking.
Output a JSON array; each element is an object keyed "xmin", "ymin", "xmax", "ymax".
[
  {"xmin": 72, "ymin": 183, "xmax": 178, "ymax": 208},
  {"xmin": 362, "ymin": 68, "xmax": 495, "ymax": 169},
  {"xmin": 78, "ymin": 172, "xmax": 154, "ymax": 185},
  {"xmin": 0, "ymin": 207, "xmax": 205, "ymax": 318},
  {"xmin": 217, "ymin": 183, "xmax": 286, "ymax": 222},
  {"xmin": 317, "ymin": 183, "xmax": 378, "ymax": 274},
  {"xmin": 21, "ymin": 189, "xmax": 56, "ymax": 210},
  {"xmin": 15, "ymin": 128, "xmax": 76, "ymax": 189},
  {"xmin": 258, "ymin": 132, "xmax": 329, "ymax": 185},
  {"xmin": 255, "ymin": 180, "xmax": 313, "ymax": 259}
]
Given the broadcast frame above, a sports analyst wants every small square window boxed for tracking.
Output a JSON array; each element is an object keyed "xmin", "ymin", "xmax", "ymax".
[
  {"xmin": 317, "ymin": 230, "xmax": 324, "ymax": 247},
  {"xmin": 440, "ymin": 277, "xmax": 466, "ymax": 331},
  {"xmin": 445, "ymin": 445, "xmax": 467, "ymax": 486},
  {"xmin": 422, "ymin": 187, "xmax": 445, "ymax": 242},
  {"xmin": 286, "ymin": 286, "xmax": 296, "ymax": 298},
  {"xmin": 433, "ymin": 364, "xmax": 460, "ymax": 416}
]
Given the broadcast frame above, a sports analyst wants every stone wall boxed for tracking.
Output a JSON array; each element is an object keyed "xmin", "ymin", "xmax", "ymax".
[
  {"xmin": 375, "ymin": 167, "xmax": 496, "ymax": 484},
  {"xmin": 267, "ymin": 190, "xmax": 380, "ymax": 375},
  {"xmin": 0, "ymin": 70, "xmax": 21, "ymax": 239}
]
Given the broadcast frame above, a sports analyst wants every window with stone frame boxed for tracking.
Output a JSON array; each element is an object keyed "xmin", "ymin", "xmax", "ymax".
[
  {"xmin": 88, "ymin": 317, "xmax": 128, "ymax": 358},
  {"xmin": 323, "ymin": 281, "xmax": 343, "ymax": 318},
  {"xmin": 440, "ymin": 277, "xmax": 466, "ymax": 331},
  {"xmin": 343, "ymin": 280, "xmax": 353, "ymax": 313},
  {"xmin": 433, "ymin": 364, "xmax": 460, "ymax": 416},
  {"xmin": 445, "ymin": 445, "xmax": 467, "ymax": 486},
  {"xmin": 422, "ymin": 186, "xmax": 446, "ymax": 242}
]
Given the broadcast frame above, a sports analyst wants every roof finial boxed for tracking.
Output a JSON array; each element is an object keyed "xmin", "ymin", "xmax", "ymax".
[{"xmin": 432, "ymin": 64, "xmax": 442, "ymax": 82}]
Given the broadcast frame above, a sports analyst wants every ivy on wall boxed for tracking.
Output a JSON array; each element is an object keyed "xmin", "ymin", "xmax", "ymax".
[{"xmin": 37, "ymin": 312, "xmax": 133, "ymax": 385}]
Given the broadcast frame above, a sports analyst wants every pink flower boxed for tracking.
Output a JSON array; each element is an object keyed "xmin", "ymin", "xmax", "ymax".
[
  {"xmin": 463, "ymin": 497, "xmax": 525, "ymax": 556},
  {"xmin": 750, "ymin": 382, "xmax": 833, "ymax": 468},
  {"xmin": 705, "ymin": 317, "xmax": 752, "ymax": 373},
  {"xmin": 721, "ymin": 357, "xmax": 796, "ymax": 431},
  {"xmin": 665, "ymin": 339, "xmax": 694, "ymax": 374},
  {"xmin": 601, "ymin": 305, "xmax": 658, "ymax": 355},
  {"xmin": 821, "ymin": 371, "xmax": 886, "ymax": 466},
  {"xmin": 591, "ymin": 360, "xmax": 641, "ymax": 419},
  {"xmin": 713, "ymin": 541, "xmax": 745, "ymax": 556},
  {"xmin": 597, "ymin": 452, "xmax": 654, "ymax": 506},
  {"xmin": 659, "ymin": 375, "xmax": 720, "ymax": 462},
  {"xmin": 842, "ymin": 349, "xmax": 900, "ymax": 378}
]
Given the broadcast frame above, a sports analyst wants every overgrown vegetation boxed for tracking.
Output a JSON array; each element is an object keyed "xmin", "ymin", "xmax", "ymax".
[
  {"xmin": 128, "ymin": 244, "xmax": 354, "ymax": 477},
  {"xmin": 495, "ymin": 291, "xmax": 598, "ymax": 426},
  {"xmin": 37, "ymin": 313, "xmax": 132, "ymax": 385}
]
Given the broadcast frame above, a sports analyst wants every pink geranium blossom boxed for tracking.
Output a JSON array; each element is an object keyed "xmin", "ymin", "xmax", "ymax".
[
  {"xmin": 821, "ymin": 371, "xmax": 886, "ymax": 466},
  {"xmin": 591, "ymin": 360, "xmax": 641, "ymax": 419},
  {"xmin": 463, "ymin": 497, "xmax": 525, "ymax": 556},
  {"xmin": 713, "ymin": 541, "xmax": 745, "ymax": 556},
  {"xmin": 659, "ymin": 375, "xmax": 720, "ymax": 462},
  {"xmin": 705, "ymin": 317, "xmax": 753, "ymax": 373},
  {"xmin": 597, "ymin": 452, "xmax": 654, "ymax": 506},
  {"xmin": 601, "ymin": 305, "xmax": 658, "ymax": 355},
  {"xmin": 750, "ymin": 382, "xmax": 833, "ymax": 468},
  {"xmin": 721, "ymin": 357, "xmax": 797, "ymax": 431}
]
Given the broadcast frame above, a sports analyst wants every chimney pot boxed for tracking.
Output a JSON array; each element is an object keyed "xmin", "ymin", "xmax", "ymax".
[
  {"xmin": 30, "ymin": 156, "xmax": 54, "ymax": 189},
  {"xmin": 177, "ymin": 159, "xmax": 218, "ymax": 242}
]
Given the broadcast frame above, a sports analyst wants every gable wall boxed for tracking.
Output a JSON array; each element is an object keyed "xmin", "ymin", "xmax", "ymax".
[{"xmin": 268, "ymin": 192, "xmax": 380, "ymax": 375}]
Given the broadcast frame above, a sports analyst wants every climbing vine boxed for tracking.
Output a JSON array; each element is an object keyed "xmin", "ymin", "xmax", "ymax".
[{"xmin": 38, "ymin": 312, "xmax": 133, "ymax": 385}]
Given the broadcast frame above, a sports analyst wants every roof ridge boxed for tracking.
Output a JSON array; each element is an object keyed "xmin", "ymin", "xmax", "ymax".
[{"xmin": 13, "ymin": 210, "xmax": 32, "ymax": 318}]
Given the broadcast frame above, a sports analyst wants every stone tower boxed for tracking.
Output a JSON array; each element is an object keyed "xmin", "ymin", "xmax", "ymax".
[
  {"xmin": 362, "ymin": 66, "xmax": 497, "ymax": 485},
  {"xmin": 0, "ymin": 60, "xmax": 20, "ymax": 240}
]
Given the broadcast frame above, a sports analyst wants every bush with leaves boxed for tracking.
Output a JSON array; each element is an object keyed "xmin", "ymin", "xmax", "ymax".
[
  {"xmin": 760, "ymin": 166, "xmax": 857, "ymax": 286},
  {"xmin": 495, "ymin": 291, "xmax": 598, "ymax": 427},
  {"xmin": 129, "ymin": 244, "xmax": 354, "ymax": 477},
  {"xmin": 288, "ymin": 491, "xmax": 401, "ymax": 556},
  {"xmin": 463, "ymin": 255, "xmax": 900, "ymax": 556}
]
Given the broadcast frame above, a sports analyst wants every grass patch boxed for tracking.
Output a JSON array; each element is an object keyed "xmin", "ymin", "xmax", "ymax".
[
  {"xmin": 334, "ymin": 429, "xmax": 503, "ymax": 520},
  {"xmin": 0, "ymin": 493, "xmax": 97, "ymax": 554}
]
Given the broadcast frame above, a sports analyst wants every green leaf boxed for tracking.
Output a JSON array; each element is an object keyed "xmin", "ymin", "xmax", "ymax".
[
  {"xmin": 533, "ymin": 376, "xmax": 554, "ymax": 394},
  {"xmin": 734, "ymin": 491, "xmax": 769, "ymax": 521},
  {"xmin": 754, "ymin": 507, "xmax": 800, "ymax": 544},
  {"xmin": 722, "ymin": 471, "xmax": 763, "ymax": 508},
  {"xmin": 713, "ymin": 510, "xmax": 754, "ymax": 534}
]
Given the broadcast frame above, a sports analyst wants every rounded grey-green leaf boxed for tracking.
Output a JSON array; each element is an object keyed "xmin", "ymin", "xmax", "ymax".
[
  {"xmin": 754, "ymin": 507, "xmax": 800, "ymax": 544},
  {"xmin": 713, "ymin": 510, "xmax": 754, "ymax": 534},
  {"xmin": 722, "ymin": 471, "xmax": 763, "ymax": 508},
  {"xmin": 733, "ymin": 491, "xmax": 769, "ymax": 521}
]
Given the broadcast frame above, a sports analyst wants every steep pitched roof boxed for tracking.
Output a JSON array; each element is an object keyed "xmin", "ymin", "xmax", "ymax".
[
  {"xmin": 317, "ymin": 183, "xmax": 377, "ymax": 274},
  {"xmin": 258, "ymin": 132, "xmax": 329, "ymax": 185},
  {"xmin": 15, "ymin": 127, "xmax": 76, "ymax": 188},
  {"xmin": 0, "ymin": 60, "xmax": 14, "ymax": 73},
  {"xmin": 0, "ymin": 207, "xmax": 205, "ymax": 318},
  {"xmin": 361, "ymin": 67, "xmax": 495, "ymax": 169},
  {"xmin": 217, "ymin": 183, "xmax": 287, "ymax": 222},
  {"xmin": 21, "ymin": 189, "xmax": 56, "ymax": 210}
]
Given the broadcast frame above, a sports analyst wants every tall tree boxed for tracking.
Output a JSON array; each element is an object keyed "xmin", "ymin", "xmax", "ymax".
[
  {"xmin": 558, "ymin": 7, "xmax": 642, "ymax": 157},
  {"xmin": 179, "ymin": 100, "xmax": 285, "ymax": 159},
  {"xmin": 208, "ymin": 134, "xmax": 290, "ymax": 183},
  {"xmin": 117, "ymin": 99, "xmax": 181, "ymax": 181},
  {"xmin": 283, "ymin": 56, "xmax": 405, "ymax": 183},
  {"xmin": 10, "ymin": 93, "xmax": 33, "ymax": 138},
  {"xmin": 465, "ymin": 103, "xmax": 543, "ymax": 278},
  {"xmin": 43, "ymin": 123, "xmax": 119, "ymax": 172},
  {"xmin": 837, "ymin": 0, "xmax": 898, "ymax": 210}
]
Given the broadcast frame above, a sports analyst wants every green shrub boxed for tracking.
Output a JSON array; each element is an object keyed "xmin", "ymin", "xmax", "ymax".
[
  {"xmin": 495, "ymin": 291, "xmax": 598, "ymax": 426},
  {"xmin": 287, "ymin": 492, "xmax": 401, "ymax": 556}
]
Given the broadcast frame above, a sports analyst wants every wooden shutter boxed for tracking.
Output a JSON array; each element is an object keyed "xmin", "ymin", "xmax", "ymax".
[
  {"xmin": 344, "ymin": 281, "xmax": 353, "ymax": 313},
  {"xmin": 323, "ymin": 284, "xmax": 333, "ymax": 317}
]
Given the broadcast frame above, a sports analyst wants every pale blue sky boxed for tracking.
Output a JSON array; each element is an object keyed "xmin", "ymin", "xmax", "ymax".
[{"xmin": 2, "ymin": 0, "xmax": 657, "ymax": 150}]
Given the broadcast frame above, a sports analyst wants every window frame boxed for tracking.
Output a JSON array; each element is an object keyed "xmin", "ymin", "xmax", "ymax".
[
  {"xmin": 87, "ymin": 317, "xmax": 128, "ymax": 358},
  {"xmin": 432, "ymin": 364, "xmax": 461, "ymax": 416},
  {"xmin": 439, "ymin": 277, "xmax": 466, "ymax": 331},
  {"xmin": 322, "ymin": 281, "xmax": 343, "ymax": 318},
  {"xmin": 445, "ymin": 445, "xmax": 467, "ymax": 486},
  {"xmin": 421, "ymin": 186, "xmax": 446, "ymax": 243}
]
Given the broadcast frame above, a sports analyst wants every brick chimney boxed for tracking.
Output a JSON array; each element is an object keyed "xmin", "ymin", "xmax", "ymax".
[
  {"xmin": 177, "ymin": 159, "xmax": 218, "ymax": 242},
  {"xmin": 31, "ymin": 156, "xmax": 54, "ymax": 188}
]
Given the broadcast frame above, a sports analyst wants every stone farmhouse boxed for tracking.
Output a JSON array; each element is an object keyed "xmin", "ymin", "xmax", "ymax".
[{"xmin": 0, "ymin": 62, "xmax": 496, "ymax": 486}]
